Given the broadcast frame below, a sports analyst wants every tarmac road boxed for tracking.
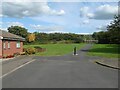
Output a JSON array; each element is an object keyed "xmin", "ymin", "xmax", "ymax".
[{"xmin": 2, "ymin": 44, "xmax": 118, "ymax": 88}]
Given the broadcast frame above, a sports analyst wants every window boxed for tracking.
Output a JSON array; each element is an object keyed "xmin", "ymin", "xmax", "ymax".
[
  {"xmin": 3, "ymin": 41, "xmax": 6, "ymax": 49},
  {"xmin": 8, "ymin": 41, "xmax": 10, "ymax": 49},
  {"xmin": 16, "ymin": 41, "xmax": 20, "ymax": 48}
]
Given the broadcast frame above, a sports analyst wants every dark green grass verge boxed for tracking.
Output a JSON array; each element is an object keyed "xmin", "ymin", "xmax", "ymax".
[{"xmin": 88, "ymin": 44, "xmax": 120, "ymax": 58}]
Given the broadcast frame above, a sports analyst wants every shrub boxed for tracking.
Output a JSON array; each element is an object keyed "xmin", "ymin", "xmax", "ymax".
[
  {"xmin": 20, "ymin": 52, "xmax": 26, "ymax": 55},
  {"xmin": 23, "ymin": 48, "xmax": 27, "ymax": 52},
  {"xmin": 14, "ymin": 52, "xmax": 20, "ymax": 57},
  {"xmin": 57, "ymin": 40, "xmax": 74, "ymax": 44},
  {"xmin": 3, "ymin": 54, "xmax": 14, "ymax": 58},
  {"xmin": 34, "ymin": 46, "xmax": 46, "ymax": 52},
  {"xmin": 34, "ymin": 46, "xmax": 42, "ymax": 49},
  {"xmin": 7, "ymin": 55, "xmax": 14, "ymax": 58},
  {"xmin": 24, "ymin": 47, "xmax": 36, "ymax": 55},
  {"xmin": 3, "ymin": 54, "xmax": 7, "ymax": 58},
  {"xmin": 52, "ymin": 41, "xmax": 57, "ymax": 44}
]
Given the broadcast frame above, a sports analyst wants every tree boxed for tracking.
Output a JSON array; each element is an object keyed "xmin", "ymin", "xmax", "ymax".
[
  {"xmin": 34, "ymin": 33, "xmax": 49, "ymax": 44},
  {"xmin": 107, "ymin": 15, "xmax": 120, "ymax": 44},
  {"xmin": 27, "ymin": 33, "xmax": 36, "ymax": 42},
  {"xmin": 8, "ymin": 26, "xmax": 28, "ymax": 38},
  {"xmin": 33, "ymin": 32, "xmax": 84, "ymax": 44},
  {"xmin": 92, "ymin": 31, "xmax": 110, "ymax": 44},
  {"xmin": 92, "ymin": 32, "xmax": 98, "ymax": 40},
  {"xmin": 92, "ymin": 15, "xmax": 120, "ymax": 44}
]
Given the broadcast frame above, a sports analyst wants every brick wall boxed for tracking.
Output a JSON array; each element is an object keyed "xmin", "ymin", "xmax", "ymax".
[
  {"xmin": 2, "ymin": 40, "xmax": 23, "ymax": 57},
  {"xmin": 0, "ymin": 40, "xmax": 2, "ymax": 58}
]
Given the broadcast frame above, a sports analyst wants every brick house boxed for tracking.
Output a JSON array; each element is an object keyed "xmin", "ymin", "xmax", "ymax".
[{"xmin": 0, "ymin": 30, "xmax": 25, "ymax": 58}]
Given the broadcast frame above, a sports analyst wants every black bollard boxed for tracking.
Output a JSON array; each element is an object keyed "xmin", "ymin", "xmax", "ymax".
[{"xmin": 73, "ymin": 47, "xmax": 77, "ymax": 55}]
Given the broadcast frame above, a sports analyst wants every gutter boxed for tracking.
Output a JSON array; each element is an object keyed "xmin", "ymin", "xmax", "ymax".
[{"xmin": 2, "ymin": 37, "xmax": 25, "ymax": 41}]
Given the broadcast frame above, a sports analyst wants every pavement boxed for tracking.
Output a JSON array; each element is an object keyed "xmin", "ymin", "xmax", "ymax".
[
  {"xmin": 2, "ymin": 55, "xmax": 34, "ymax": 75},
  {"xmin": 2, "ymin": 44, "xmax": 119, "ymax": 88},
  {"xmin": 95, "ymin": 59, "xmax": 119, "ymax": 70},
  {"xmin": 86, "ymin": 53, "xmax": 119, "ymax": 70}
]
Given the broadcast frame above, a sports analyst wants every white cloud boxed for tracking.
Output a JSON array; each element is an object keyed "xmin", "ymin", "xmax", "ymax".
[
  {"xmin": 0, "ymin": 4, "xmax": 2, "ymax": 18},
  {"xmin": 7, "ymin": 22, "xmax": 24, "ymax": 27},
  {"xmin": 30, "ymin": 24, "xmax": 63, "ymax": 32},
  {"xmin": 88, "ymin": 5, "xmax": 118, "ymax": 20},
  {"xmin": 80, "ymin": 4, "xmax": 118, "ymax": 20},
  {"xmin": 76, "ymin": 33, "xmax": 92, "ymax": 35},
  {"xmin": 57, "ymin": 10, "xmax": 65, "ymax": 16},
  {"xmin": 82, "ymin": 20, "xmax": 89, "ymax": 24},
  {"xmin": 0, "ymin": 22, "xmax": 3, "ymax": 28},
  {"xmin": 80, "ymin": 6, "xmax": 90, "ymax": 17},
  {"xmin": 96, "ymin": 20, "xmax": 113, "ymax": 31},
  {"xmin": 0, "ymin": 14, "xmax": 3, "ymax": 17},
  {"xmin": 2, "ymin": 2, "xmax": 65, "ymax": 18},
  {"xmin": 46, "ymin": 31, "xmax": 68, "ymax": 33},
  {"xmin": 79, "ymin": 19, "xmax": 89, "ymax": 25},
  {"xmin": 0, "ymin": 24, "xmax": 1, "ymax": 28},
  {"xmin": 96, "ymin": 25, "xmax": 107, "ymax": 31},
  {"xmin": 86, "ymin": 13, "xmax": 94, "ymax": 18},
  {"xmin": 0, "ymin": 22, "xmax": 7, "ymax": 31},
  {"xmin": 0, "ymin": 27, "xmax": 7, "ymax": 31}
]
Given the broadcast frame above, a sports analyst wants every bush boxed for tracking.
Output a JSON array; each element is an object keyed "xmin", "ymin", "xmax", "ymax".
[
  {"xmin": 34, "ymin": 46, "xmax": 46, "ymax": 52},
  {"xmin": 3, "ymin": 54, "xmax": 14, "ymax": 58},
  {"xmin": 57, "ymin": 40, "xmax": 74, "ymax": 44},
  {"xmin": 34, "ymin": 46, "xmax": 42, "ymax": 49},
  {"xmin": 7, "ymin": 55, "xmax": 14, "ymax": 58},
  {"xmin": 50, "ymin": 40, "xmax": 57, "ymax": 44},
  {"xmin": 3, "ymin": 54, "xmax": 8, "ymax": 58},
  {"xmin": 24, "ymin": 47, "xmax": 36, "ymax": 55},
  {"xmin": 20, "ymin": 52, "xmax": 26, "ymax": 55},
  {"xmin": 14, "ymin": 52, "xmax": 20, "ymax": 56}
]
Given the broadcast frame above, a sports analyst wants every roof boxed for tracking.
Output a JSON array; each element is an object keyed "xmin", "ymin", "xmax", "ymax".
[{"xmin": 0, "ymin": 30, "xmax": 25, "ymax": 41}]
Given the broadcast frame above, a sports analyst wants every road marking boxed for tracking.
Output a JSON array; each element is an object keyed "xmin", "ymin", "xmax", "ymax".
[{"xmin": 0, "ymin": 59, "xmax": 36, "ymax": 78}]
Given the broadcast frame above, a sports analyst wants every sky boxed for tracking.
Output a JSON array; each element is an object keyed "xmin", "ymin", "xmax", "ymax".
[{"xmin": 0, "ymin": 0, "xmax": 118, "ymax": 34}]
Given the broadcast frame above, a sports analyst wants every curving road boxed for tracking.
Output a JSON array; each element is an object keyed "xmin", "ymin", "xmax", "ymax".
[{"xmin": 2, "ymin": 44, "xmax": 118, "ymax": 88}]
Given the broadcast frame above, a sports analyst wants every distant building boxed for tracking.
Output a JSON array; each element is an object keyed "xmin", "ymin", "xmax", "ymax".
[{"xmin": 0, "ymin": 30, "xmax": 25, "ymax": 58}]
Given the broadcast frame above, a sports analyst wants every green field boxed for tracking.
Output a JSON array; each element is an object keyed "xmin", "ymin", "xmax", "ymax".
[
  {"xmin": 88, "ymin": 44, "xmax": 119, "ymax": 58},
  {"xmin": 24, "ymin": 43, "xmax": 85, "ymax": 56}
]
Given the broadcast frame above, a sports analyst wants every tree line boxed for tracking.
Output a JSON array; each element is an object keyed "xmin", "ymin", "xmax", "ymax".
[
  {"xmin": 8, "ymin": 15, "xmax": 119, "ymax": 44},
  {"xmin": 8, "ymin": 26, "xmax": 92, "ymax": 44},
  {"xmin": 92, "ymin": 15, "xmax": 120, "ymax": 44}
]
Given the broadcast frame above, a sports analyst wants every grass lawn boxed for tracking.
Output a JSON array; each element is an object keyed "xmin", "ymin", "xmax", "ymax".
[
  {"xmin": 88, "ymin": 44, "xmax": 120, "ymax": 58},
  {"xmin": 24, "ymin": 43, "xmax": 85, "ymax": 56}
]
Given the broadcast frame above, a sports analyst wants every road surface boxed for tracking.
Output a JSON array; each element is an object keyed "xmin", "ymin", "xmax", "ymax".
[{"xmin": 2, "ymin": 44, "xmax": 118, "ymax": 88}]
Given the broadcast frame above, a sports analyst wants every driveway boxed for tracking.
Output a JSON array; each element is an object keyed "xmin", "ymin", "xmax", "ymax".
[{"xmin": 2, "ymin": 44, "xmax": 118, "ymax": 88}]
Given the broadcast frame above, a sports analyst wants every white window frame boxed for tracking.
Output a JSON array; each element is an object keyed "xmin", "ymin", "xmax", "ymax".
[
  {"xmin": 16, "ymin": 41, "xmax": 20, "ymax": 48},
  {"xmin": 8, "ymin": 41, "xmax": 10, "ymax": 49}
]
